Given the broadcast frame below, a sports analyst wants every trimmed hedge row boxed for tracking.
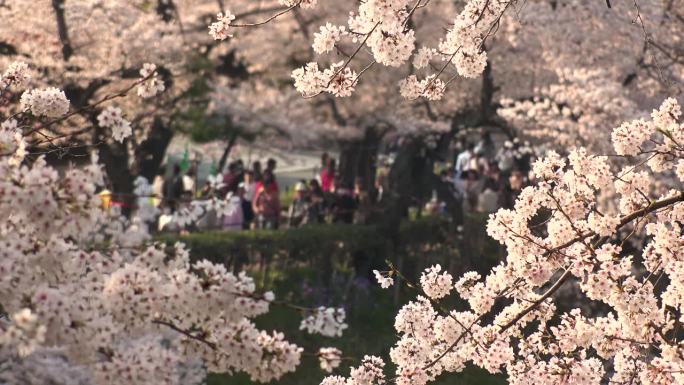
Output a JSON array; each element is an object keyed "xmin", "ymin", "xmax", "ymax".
[
  {"xmin": 158, "ymin": 216, "xmax": 453, "ymax": 269},
  {"xmin": 157, "ymin": 214, "xmax": 502, "ymax": 278}
]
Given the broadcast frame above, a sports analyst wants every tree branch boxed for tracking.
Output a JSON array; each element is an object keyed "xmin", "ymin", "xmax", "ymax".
[{"xmin": 51, "ymin": 0, "xmax": 73, "ymax": 61}]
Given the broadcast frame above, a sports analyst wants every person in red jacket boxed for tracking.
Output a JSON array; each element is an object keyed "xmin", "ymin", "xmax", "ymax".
[
  {"xmin": 252, "ymin": 170, "xmax": 280, "ymax": 229},
  {"xmin": 320, "ymin": 158, "xmax": 336, "ymax": 193}
]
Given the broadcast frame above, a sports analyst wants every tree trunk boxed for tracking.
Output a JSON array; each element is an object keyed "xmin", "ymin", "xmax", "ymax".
[
  {"xmin": 337, "ymin": 127, "xmax": 381, "ymax": 190},
  {"xmin": 376, "ymin": 136, "xmax": 466, "ymax": 301},
  {"xmin": 98, "ymin": 139, "xmax": 135, "ymax": 216},
  {"xmin": 51, "ymin": 0, "xmax": 73, "ymax": 61},
  {"xmin": 137, "ymin": 116, "xmax": 174, "ymax": 180},
  {"xmin": 96, "ymin": 116, "xmax": 175, "ymax": 216},
  {"xmin": 480, "ymin": 58, "xmax": 496, "ymax": 122},
  {"xmin": 217, "ymin": 131, "xmax": 239, "ymax": 174},
  {"xmin": 387, "ymin": 138, "xmax": 434, "ymax": 212}
]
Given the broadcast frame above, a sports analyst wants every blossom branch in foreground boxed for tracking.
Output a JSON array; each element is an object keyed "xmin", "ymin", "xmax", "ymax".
[
  {"xmin": 0, "ymin": 62, "xmax": 345, "ymax": 385},
  {"xmin": 326, "ymin": 97, "xmax": 684, "ymax": 385},
  {"xmin": 212, "ymin": 0, "xmax": 519, "ymax": 100}
]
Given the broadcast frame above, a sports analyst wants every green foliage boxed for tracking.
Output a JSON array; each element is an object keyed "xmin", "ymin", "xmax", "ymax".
[{"xmin": 183, "ymin": 112, "xmax": 235, "ymax": 142}]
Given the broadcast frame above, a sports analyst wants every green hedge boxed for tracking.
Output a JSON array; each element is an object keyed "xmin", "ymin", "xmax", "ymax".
[
  {"xmin": 158, "ymin": 217, "xmax": 452, "ymax": 268},
  {"xmin": 157, "ymin": 214, "xmax": 502, "ymax": 278}
]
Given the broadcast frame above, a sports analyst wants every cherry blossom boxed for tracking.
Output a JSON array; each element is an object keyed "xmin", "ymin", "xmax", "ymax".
[
  {"xmin": 300, "ymin": 307, "xmax": 348, "ymax": 337},
  {"xmin": 318, "ymin": 347, "xmax": 343, "ymax": 372},
  {"xmin": 137, "ymin": 63, "xmax": 165, "ymax": 99},
  {"xmin": 412, "ymin": 47, "xmax": 435, "ymax": 69},
  {"xmin": 313, "ymin": 23, "xmax": 347, "ymax": 54},
  {"xmin": 209, "ymin": 12, "xmax": 237, "ymax": 41},
  {"xmin": 97, "ymin": 106, "xmax": 132, "ymax": 142},
  {"xmin": 213, "ymin": 0, "xmax": 512, "ymax": 99},
  {"xmin": 419, "ymin": 264, "xmax": 452, "ymax": 299},
  {"xmin": 373, "ymin": 270, "xmax": 394, "ymax": 289},
  {"xmin": 19, "ymin": 87, "xmax": 70, "ymax": 117},
  {"xmin": 0, "ymin": 61, "xmax": 30, "ymax": 89}
]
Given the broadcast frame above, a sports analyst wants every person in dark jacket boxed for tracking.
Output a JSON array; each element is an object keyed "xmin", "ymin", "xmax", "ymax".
[
  {"xmin": 332, "ymin": 182, "xmax": 357, "ymax": 224},
  {"xmin": 162, "ymin": 164, "xmax": 184, "ymax": 212},
  {"xmin": 499, "ymin": 169, "xmax": 525, "ymax": 209},
  {"xmin": 222, "ymin": 162, "xmax": 241, "ymax": 197},
  {"xmin": 308, "ymin": 179, "xmax": 325, "ymax": 223}
]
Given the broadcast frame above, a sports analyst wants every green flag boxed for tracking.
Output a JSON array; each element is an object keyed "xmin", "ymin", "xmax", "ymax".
[{"xmin": 179, "ymin": 143, "xmax": 190, "ymax": 172}]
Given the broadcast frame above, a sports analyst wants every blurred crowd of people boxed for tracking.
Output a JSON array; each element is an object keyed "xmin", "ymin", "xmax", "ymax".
[
  {"xmin": 147, "ymin": 152, "xmax": 384, "ymax": 232},
  {"xmin": 110, "ymin": 131, "xmax": 535, "ymax": 233},
  {"xmin": 431, "ymin": 132, "xmax": 537, "ymax": 215}
]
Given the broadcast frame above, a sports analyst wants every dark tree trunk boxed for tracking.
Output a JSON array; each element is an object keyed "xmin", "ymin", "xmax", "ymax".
[
  {"xmin": 377, "ymin": 135, "xmax": 467, "ymax": 301},
  {"xmin": 64, "ymin": 79, "xmax": 111, "ymax": 109},
  {"xmin": 386, "ymin": 138, "xmax": 434, "ymax": 215},
  {"xmin": 95, "ymin": 116, "xmax": 175, "ymax": 216},
  {"xmin": 480, "ymin": 59, "xmax": 496, "ymax": 122},
  {"xmin": 156, "ymin": 0, "xmax": 177, "ymax": 22},
  {"xmin": 51, "ymin": 0, "xmax": 73, "ymax": 61},
  {"xmin": 217, "ymin": 131, "xmax": 239, "ymax": 174},
  {"xmin": 137, "ymin": 117, "xmax": 174, "ymax": 180},
  {"xmin": 98, "ymin": 138, "xmax": 135, "ymax": 216},
  {"xmin": 337, "ymin": 127, "xmax": 381, "ymax": 190}
]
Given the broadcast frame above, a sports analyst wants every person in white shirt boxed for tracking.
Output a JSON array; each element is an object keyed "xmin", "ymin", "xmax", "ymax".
[
  {"xmin": 182, "ymin": 167, "xmax": 196, "ymax": 197},
  {"xmin": 241, "ymin": 171, "xmax": 257, "ymax": 229},
  {"xmin": 496, "ymin": 140, "xmax": 515, "ymax": 173},
  {"xmin": 454, "ymin": 142, "xmax": 475, "ymax": 179},
  {"xmin": 152, "ymin": 166, "xmax": 165, "ymax": 207}
]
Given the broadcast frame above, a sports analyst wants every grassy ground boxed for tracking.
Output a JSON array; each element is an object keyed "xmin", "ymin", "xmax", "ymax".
[{"xmin": 206, "ymin": 266, "xmax": 506, "ymax": 385}]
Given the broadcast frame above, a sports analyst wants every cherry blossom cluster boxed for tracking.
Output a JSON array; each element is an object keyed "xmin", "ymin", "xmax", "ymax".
[
  {"xmin": 19, "ymin": 87, "xmax": 70, "ymax": 118},
  {"xmin": 213, "ymin": 0, "xmax": 513, "ymax": 100},
  {"xmin": 318, "ymin": 347, "xmax": 343, "ymax": 372},
  {"xmin": 137, "ymin": 63, "xmax": 166, "ymax": 99},
  {"xmin": 419, "ymin": 264, "xmax": 453, "ymax": 299},
  {"xmin": 321, "ymin": 355, "xmax": 386, "ymax": 385},
  {"xmin": 0, "ymin": 309, "xmax": 46, "ymax": 358},
  {"xmin": 300, "ymin": 307, "xmax": 349, "ymax": 337},
  {"xmin": 373, "ymin": 270, "xmax": 394, "ymax": 288},
  {"xmin": 281, "ymin": 0, "xmax": 317, "ymax": 9},
  {"xmin": 437, "ymin": 0, "xmax": 508, "ymax": 78},
  {"xmin": 498, "ymin": 68, "xmax": 640, "ymax": 153},
  {"xmin": 0, "ymin": 118, "xmax": 25, "ymax": 166},
  {"xmin": 0, "ymin": 61, "xmax": 30, "ymax": 89},
  {"xmin": 0, "ymin": 148, "xmax": 316, "ymax": 383},
  {"xmin": 295, "ymin": 0, "xmax": 509, "ymax": 99},
  {"xmin": 0, "ymin": 159, "xmax": 305, "ymax": 383},
  {"xmin": 97, "ymin": 106, "xmax": 132, "ymax": 142},
  {"xmin": 348, "ymin": 97, "xmax": 684, "ymax": 385},
  {"xmin": 291, "ymin": 62, "xmax": 358, "ymax": 98},
  {"xmin": 209, "ymin": 12, "xmax": 237, "ymax": 41},
  {"xmin": 398, "ymin": 75, "xmax": 445, "ymax": 101},
  {"xmin": 313, "ymin": 23, "xmax": 348, "ymax": 55}
]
